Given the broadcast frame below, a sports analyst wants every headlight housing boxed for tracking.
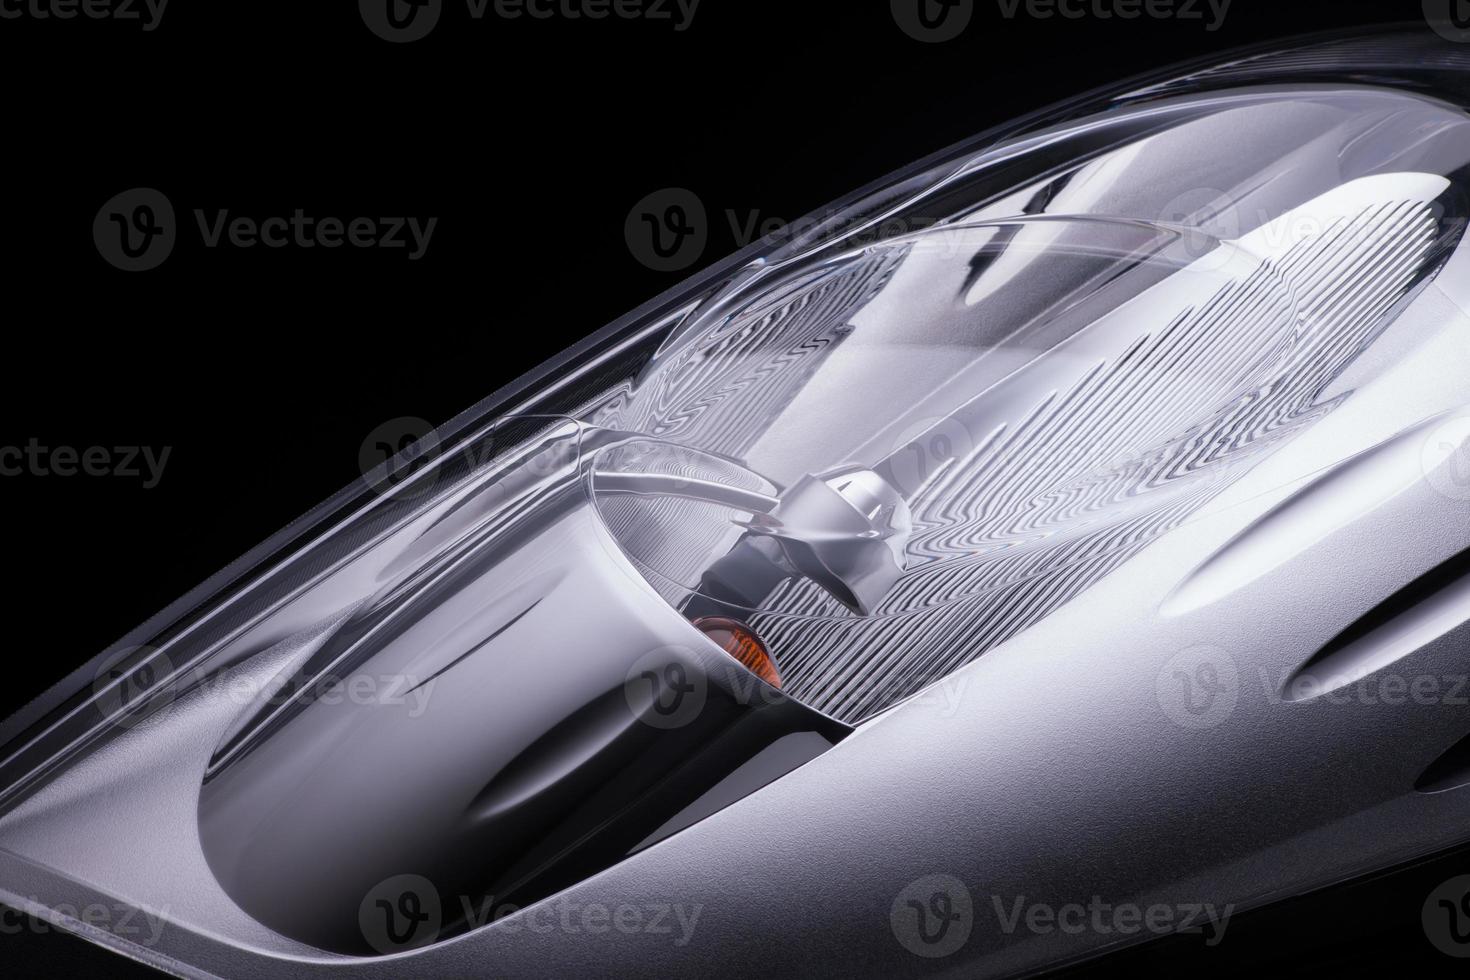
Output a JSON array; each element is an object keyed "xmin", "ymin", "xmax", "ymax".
[{"xmin": 3, "ymin": 28, "xmax": 1470, "ymax": 980}]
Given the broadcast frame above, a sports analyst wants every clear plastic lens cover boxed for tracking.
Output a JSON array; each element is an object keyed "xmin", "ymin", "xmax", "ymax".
[
  {"xmin": 590, "ymin": 102, "xmax": 1469, "ymax": 721},
  {"xmin": 2, "ymin": 29, "xmax": 1470, "ymax": 980}
]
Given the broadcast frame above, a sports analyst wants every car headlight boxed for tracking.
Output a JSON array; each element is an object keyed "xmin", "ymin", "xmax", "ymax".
[{"xmin": 3, "ymin": 28, "xmax": 1469, "ymax": 979}]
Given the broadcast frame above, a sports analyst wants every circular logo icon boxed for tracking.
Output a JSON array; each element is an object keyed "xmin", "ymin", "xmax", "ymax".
[
  {"xmin": 891, "ymin": 0, "xmax": 973, "ymax": 43},
  {"xmin": 360, "ymin": 874, "xmax": 443, "ymax": 954},
  {"xmin": 1424, "ymin": 875, "xmax": 1470, "ymax": 957},
  {"xmin": 625, "ymin": 188, "xmax": 708, "ymax": 273},
  {"xmin": 624, "ymin": 648, "xmax": 708, "ymax": 730},
  {"xmin": 360, "ymin": 417, "xmax": 442, "ymax": 499},
  {"xmin": 94, "ymin": 188, "xmax": 176, "ymax": 272},
  {"xmin": 1157, "ymin": 187, "xmax": 1240, "ymax": 269},
  {"xmin": 1425, "ymin": 0, "xmax": 1470, "ymax": 43},
  {"xmin": 92, "ymin": 645, "xmax": 176, "ymax": 731},
  {"xmin": 1156, "ymin": 646, "xmax": 1239, "ymax": 731},
  {"xmin": 891, "ymin": 874, "xmax": 973, "ymax": 958},
  {"xmin": 1423, "ymin": 416, "xmax": 1470, "ymax": 501},
  {"xmin": 885, "ymin": 415, "xmax": 977, "ymax": 498},
  {"xmin": 361, "ymin": 0, "xmax": 442, "ymax": 42}
]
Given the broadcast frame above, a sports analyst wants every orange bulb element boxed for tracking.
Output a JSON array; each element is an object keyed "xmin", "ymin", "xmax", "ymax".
[{"xmin": 694, "ymin": 617, "xmax": 782, "ymax": 689}]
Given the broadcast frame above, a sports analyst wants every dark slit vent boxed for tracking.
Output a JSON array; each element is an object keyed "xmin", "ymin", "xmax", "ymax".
[{"xmin": 1283, "ymin": 546, "xmax": 1470, "ymax": 702}]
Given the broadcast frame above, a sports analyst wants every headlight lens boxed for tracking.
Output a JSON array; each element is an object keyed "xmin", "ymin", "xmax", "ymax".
[{"xmin": 2, "ymin": 29, "xmax": 1469, "ymax": 977}]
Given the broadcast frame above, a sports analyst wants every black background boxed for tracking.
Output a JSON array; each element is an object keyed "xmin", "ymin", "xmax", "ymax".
[{"xmin": 2, "ymin": 0, "xmax": 1466, "ymax": 976}]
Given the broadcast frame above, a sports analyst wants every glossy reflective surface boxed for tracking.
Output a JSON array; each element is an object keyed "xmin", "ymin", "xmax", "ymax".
[{"xmin": 2, "ymin": 30, "xmax": 1470, "ymax": 980}]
